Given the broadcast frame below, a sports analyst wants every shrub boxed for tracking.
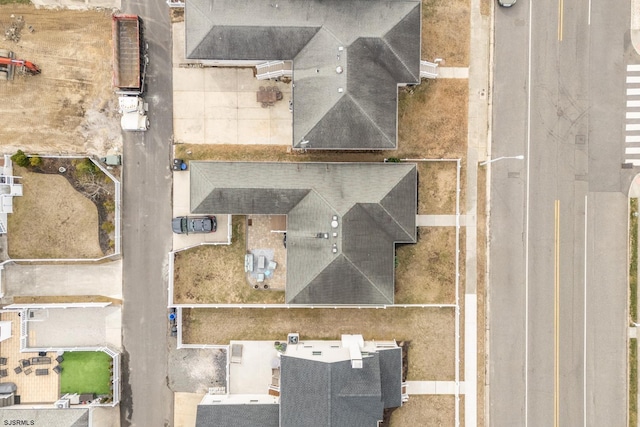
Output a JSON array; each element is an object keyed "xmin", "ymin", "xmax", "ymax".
[
  {"xmin": 11, "ymin": 150, "xmax": 30, "ymax": 168},
  {"xmin": 101, "ymin": 221, "xmax": 115, "ymax": 234},
  {"xmin": 29, "ymin": 156, "xmax": 42, "ymax": 168},
  {"xmin": 75, "ymin": 158, "xmax": 98, "ymax": 177},
  {"xmin": 103, "ymin": 199, "xmax": 115, "ymax": 213}
]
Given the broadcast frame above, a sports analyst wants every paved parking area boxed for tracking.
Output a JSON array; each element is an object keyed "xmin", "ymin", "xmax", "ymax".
[
  {"xmin": 171, "ymin": 170, "xmax": 230, "ymax": 251},
  {"xmin": 172, "ymin": 22, "xmax": 292, "ymax": 146},
  {"xmin": 229, "ymin": 341, "xmax": 279, "ymax": 394},
  {"xmin": 27, "ymin": 306, "xmax": 122, "ymax": 349},
  {"xmin": 2, "ymin": 261, "xmax": 122, "ymax": 300}
]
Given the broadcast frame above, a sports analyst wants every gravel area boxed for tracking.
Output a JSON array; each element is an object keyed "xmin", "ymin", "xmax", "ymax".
[{"xmin": 168, "ymin": 346, "xmax": 227, "ymax": 394}]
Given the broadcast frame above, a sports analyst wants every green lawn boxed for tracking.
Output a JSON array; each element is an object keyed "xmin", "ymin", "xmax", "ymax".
[{"xmin": 60, "ymin": 351, "xmax": 112, "ymax": 395}]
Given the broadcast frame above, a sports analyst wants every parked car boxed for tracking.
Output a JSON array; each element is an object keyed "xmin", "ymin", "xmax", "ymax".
[
  {"xmin": 497, "ymin": 0, "xmax": 516, "ymax": 7},
  {"xmin": 172, "ymin": 216, "xmax": 217, "ymax": 234}
]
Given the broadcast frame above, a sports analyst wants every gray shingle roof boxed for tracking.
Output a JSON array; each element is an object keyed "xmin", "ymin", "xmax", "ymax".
[
  {"xmin": 0, "ymin": 408, "xmax": 89, "ymax": 427},
  {"xmin": 190, "ymin": 162, "xmax": 417, "ymax": 305},
  {"xmin": 185, "ymin": 0, "xmax": 421, "ymax": 150},
  {"xmin": 196, "ymin": 404, "xmax": 279, "ymax": 427},
  {"xmin": 280, "ymin": 348, "xmax": 402, "ymax": 427}
]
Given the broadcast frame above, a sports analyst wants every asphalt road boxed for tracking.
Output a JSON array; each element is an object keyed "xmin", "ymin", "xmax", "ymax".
[
  {"xmin": 119, "ymin": 1, "xmax": 174, "ymax": 426},
  {"xmin": 490, "ymin": 0, "xmax": 632, "ymax": 425}
]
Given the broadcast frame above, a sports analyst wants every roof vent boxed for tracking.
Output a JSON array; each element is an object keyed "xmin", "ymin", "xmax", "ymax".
[
  {"xmin": 338, "ymin": 46, "xmax": 344, "ymax": 51},
  {"xmin": 332, "ymin": 244, "xmax": 338, "ymax": 254},
  {"xmin": 331, "ymin": 220, "xmax": 338, "ymax": 228},
  {"xmin": 336, "ymin": 66, "xmax": 343, "ymax": 74},
  {"xmin": 338, "ymin": 87, "xmax": 343, "ymax": 93}
]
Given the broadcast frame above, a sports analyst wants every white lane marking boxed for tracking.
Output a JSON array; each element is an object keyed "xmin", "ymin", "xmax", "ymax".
[
  {"xmin": 583, "ymin": 195, "xmax": 587, "ymax": 427},
  {"xmin": 525, "ymin": 0, "xmax": 533, "ymax": 425},
  {"xmin": 628, "ymin": 65, "xmax": 640, "ymax": 72},
  {"xmin": 627, "ymin": 147, "xmax": 640, "ymax": 154},
  {"xmin": 628, "ymin": 112, "xmax": 640, "ymax": 119},
  {"xmin": 628, "ymin": 88, "xmax": 640, "ymax": 95},
  {"xmin": 628, "ymin": 100, "xmax": 640, "ymax": 107},
  {"xmin": 627, "ymin": 124, "xmax": 640, "ymax": 131},
  {"xmin": 628, "ymin": 76, "xmax": 640, "ymax": 83},
  {"xmin": 626, "ymin": 159, "xmax": 640, "ymax": 166},
  {"xmin": 627, "ymin": 135, "xmax": 640, "ymax": 143}
]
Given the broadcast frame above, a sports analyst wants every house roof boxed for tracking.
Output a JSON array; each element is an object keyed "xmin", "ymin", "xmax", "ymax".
[
  {"xmin": 196, "ymin": 404, "xmax": 279, "ymax": 427},
  {"xmin": 185, "ymin": 0, "xmax": 421, "ymax": 150},
  {"xmin": 0, "ymin": 408, "xmax": 89, "ymax": 427},
  {"xmin": 279, "ymin": 347, "xmax": 402, "ymax": 427},
  {"xmin": 190, "ymin": 162, "xmax": 417, "ymax": 305}
]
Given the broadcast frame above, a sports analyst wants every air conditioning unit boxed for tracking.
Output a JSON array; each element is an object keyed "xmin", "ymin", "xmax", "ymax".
[
  {"xmin": 287, "ymin": 333, "xmax": 299, "ymax": 345},
  {"xmin": 55, "ymin": 399, "xmax": 70, "ymax": 408}
]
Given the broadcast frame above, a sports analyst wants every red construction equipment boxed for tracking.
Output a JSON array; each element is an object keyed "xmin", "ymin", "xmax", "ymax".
[{"xmin": 0, "ymin": 49, "xmax": 40, "ymax": 80}]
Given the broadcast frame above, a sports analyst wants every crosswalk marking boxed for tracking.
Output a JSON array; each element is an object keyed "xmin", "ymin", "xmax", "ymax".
[{"xmin": 622, "ymin": 64, "xmax": 640, "ymax": 165}]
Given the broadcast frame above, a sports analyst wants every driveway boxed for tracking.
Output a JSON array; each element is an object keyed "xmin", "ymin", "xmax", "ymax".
[
  {"xmin": 2, "ymin": 260, "xmax": 122, "ymax": 299},
  {"xmin": 172, "ymin": 170, "xmax": 230, "ymax": 251},
  {"xmin": 172, "ymin": 22, "xmax": 292, "ymax": 146}
]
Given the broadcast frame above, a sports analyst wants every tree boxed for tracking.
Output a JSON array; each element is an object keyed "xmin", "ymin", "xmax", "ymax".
[{"xmin": 10, "ymin": 150, "xmax": 29, "ymax": 168}]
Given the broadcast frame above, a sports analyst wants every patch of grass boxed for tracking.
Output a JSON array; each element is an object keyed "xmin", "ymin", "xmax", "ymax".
[
  {"xmin": 422, "ymin": 0, "xmax": 470, "ymax": 66},
  {"xmin": 476, "ymin": 166, "xmax": 487, "ymax": 425},
  {"xmin": 631, "ymin": 198, "xmax": 638, "ymax": 323},
  {"xmin": 417, "ymin": 161, "xmax": 458, "ymax": 214},
  {"xmin": 389, "ymin": 395, "xmax": 455, "ymax": 426},
  {"xmin": 631, "ymin": 338, "xmax": 637, "ymax": 427},
  {"xmin": 7, "ymin": 167, "xmax": 102, "ymax": 259},
  {"xmin": 183, "ymin": 307, "xmax": 455, "ymax": 380},
  {"xmin": 395, "ymin": 227, "xmax": 457, "ymax": 304},
  {"xmin": 174, "ymin": 216, "xmax": 285, "ymax": 304},
  {"xmin": 60, "ymin": 351, "xmax": 112, "ymax": 395},
  {"xmin": 396, "ymin": 80, "xmax": 468, "ymax": 159},
  {"xmin": 0, "ymin": 0, "xmax": 31, "ymax": 4}
]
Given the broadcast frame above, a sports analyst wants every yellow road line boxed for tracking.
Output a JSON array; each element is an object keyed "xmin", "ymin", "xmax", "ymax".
[
  {"xmin": 558, "ymin": 0, "xmax": 564, "ymax": 41},
  {"xmin": 554, "ymin": 200, "xmax": 560, "ymax": 427}
]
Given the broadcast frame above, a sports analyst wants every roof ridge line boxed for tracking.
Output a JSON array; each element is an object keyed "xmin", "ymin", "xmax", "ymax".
[
  {"xmin": 341, "ymin": 250, "xmax": 393, "ymax": 305},
  {"xmin": 374, "ymin": 201, "xmax": 415, "ymax": 243},
  {"xmin": 380, "ymin": 36, "xmax": 419, "ymax": 82},
  {"xmin": 345, "ymin": 94, "xmax": 394, "ymax": 147},
  {"xmin": 381, "ymin": 5, "xmax": 420, "ymax": 81}
]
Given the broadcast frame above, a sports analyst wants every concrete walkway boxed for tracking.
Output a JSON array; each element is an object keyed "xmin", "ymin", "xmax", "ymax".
[
  {"xmin": 416, "ymin": 214, "xmax": 466, "ymax": 227},
  {"xmin": 406, "ymin": 380, "xmax": 464, "ymax": 395},
  {"xmin": 439, "ymin": 67, "xmax": 470, "ymax": 79},
  {"xmin": 464, "ymin": 0, "xmax": 492, "ymax": 423}
]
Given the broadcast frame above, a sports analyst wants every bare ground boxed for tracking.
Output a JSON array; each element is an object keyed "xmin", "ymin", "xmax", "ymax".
[
  {"xmin": 182, "ymin": 307, "xmax": 455, "ymax": 381},
  {"xmin": 417, "ymin": 161, "xmax": 458, "ymax": 215},
  {"xmin": 7, "ymin": 167, "xmax": 102, "ymax": 259},
  {"xmin": 395, "ymin": 227, "xmax": 457, "ymax": 305},
  {"xmin": 422, "ymin": 0, "xmax": 470, "ymax": 67},
  {"xmin": 0, "ymin": 5, "xmax": 121, "ymax": 155},
  {"xmin": 389, "ymin": 395, "xmax": 455, "ymax": 426}
]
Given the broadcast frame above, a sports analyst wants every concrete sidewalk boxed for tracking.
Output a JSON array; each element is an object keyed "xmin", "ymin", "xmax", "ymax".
[
  {"xmin": 464, "ymin": 0, "xmax": 492, "ymax": 424},
  {"xmin": 416, "ymin": 215, "xmax": 466, "ymax": 227},
  {"xmin": 406, "ymin": 380, "xmax": 465, "ymax": 395}
]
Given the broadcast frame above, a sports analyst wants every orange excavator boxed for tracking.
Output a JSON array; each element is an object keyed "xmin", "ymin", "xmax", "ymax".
[{"xmin": 0, "ymin": 49, "xmax": 40, "ymax": 80}]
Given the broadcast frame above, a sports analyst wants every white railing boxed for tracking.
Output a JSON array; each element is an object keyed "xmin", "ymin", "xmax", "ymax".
[
  {"xmin": 256, "ymin": 61, "xmax": 293, "ymax": 80},
  {"xmin": 419, "ymin": 60, "xmax": 439, "ymax": 79}
]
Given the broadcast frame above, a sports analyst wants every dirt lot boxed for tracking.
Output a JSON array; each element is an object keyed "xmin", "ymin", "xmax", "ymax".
[
  {"xmin": 418, "ymin": 161, "xmax": 458, "ymax": 215},
  {"xmin": 396, "ymin": 227, "xmax": 459, "ymax": 304},
  {"xmin": 389, "ymin": 395, "xmax": 455, "ymax": 426},
  {"xmin": 422, "ymin": 0, "xmax": 470, "ymax": 67},
  {"xmin": 8, "ymin": 167, "xmax": 102, "ymax": 259},
  {"xmin": 182, "ymin": 307, "xmax": 455, "ymax": 381},
  {"xmin": 0, "ymin": 5, "xmax": 120, "ymax": 155}
]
